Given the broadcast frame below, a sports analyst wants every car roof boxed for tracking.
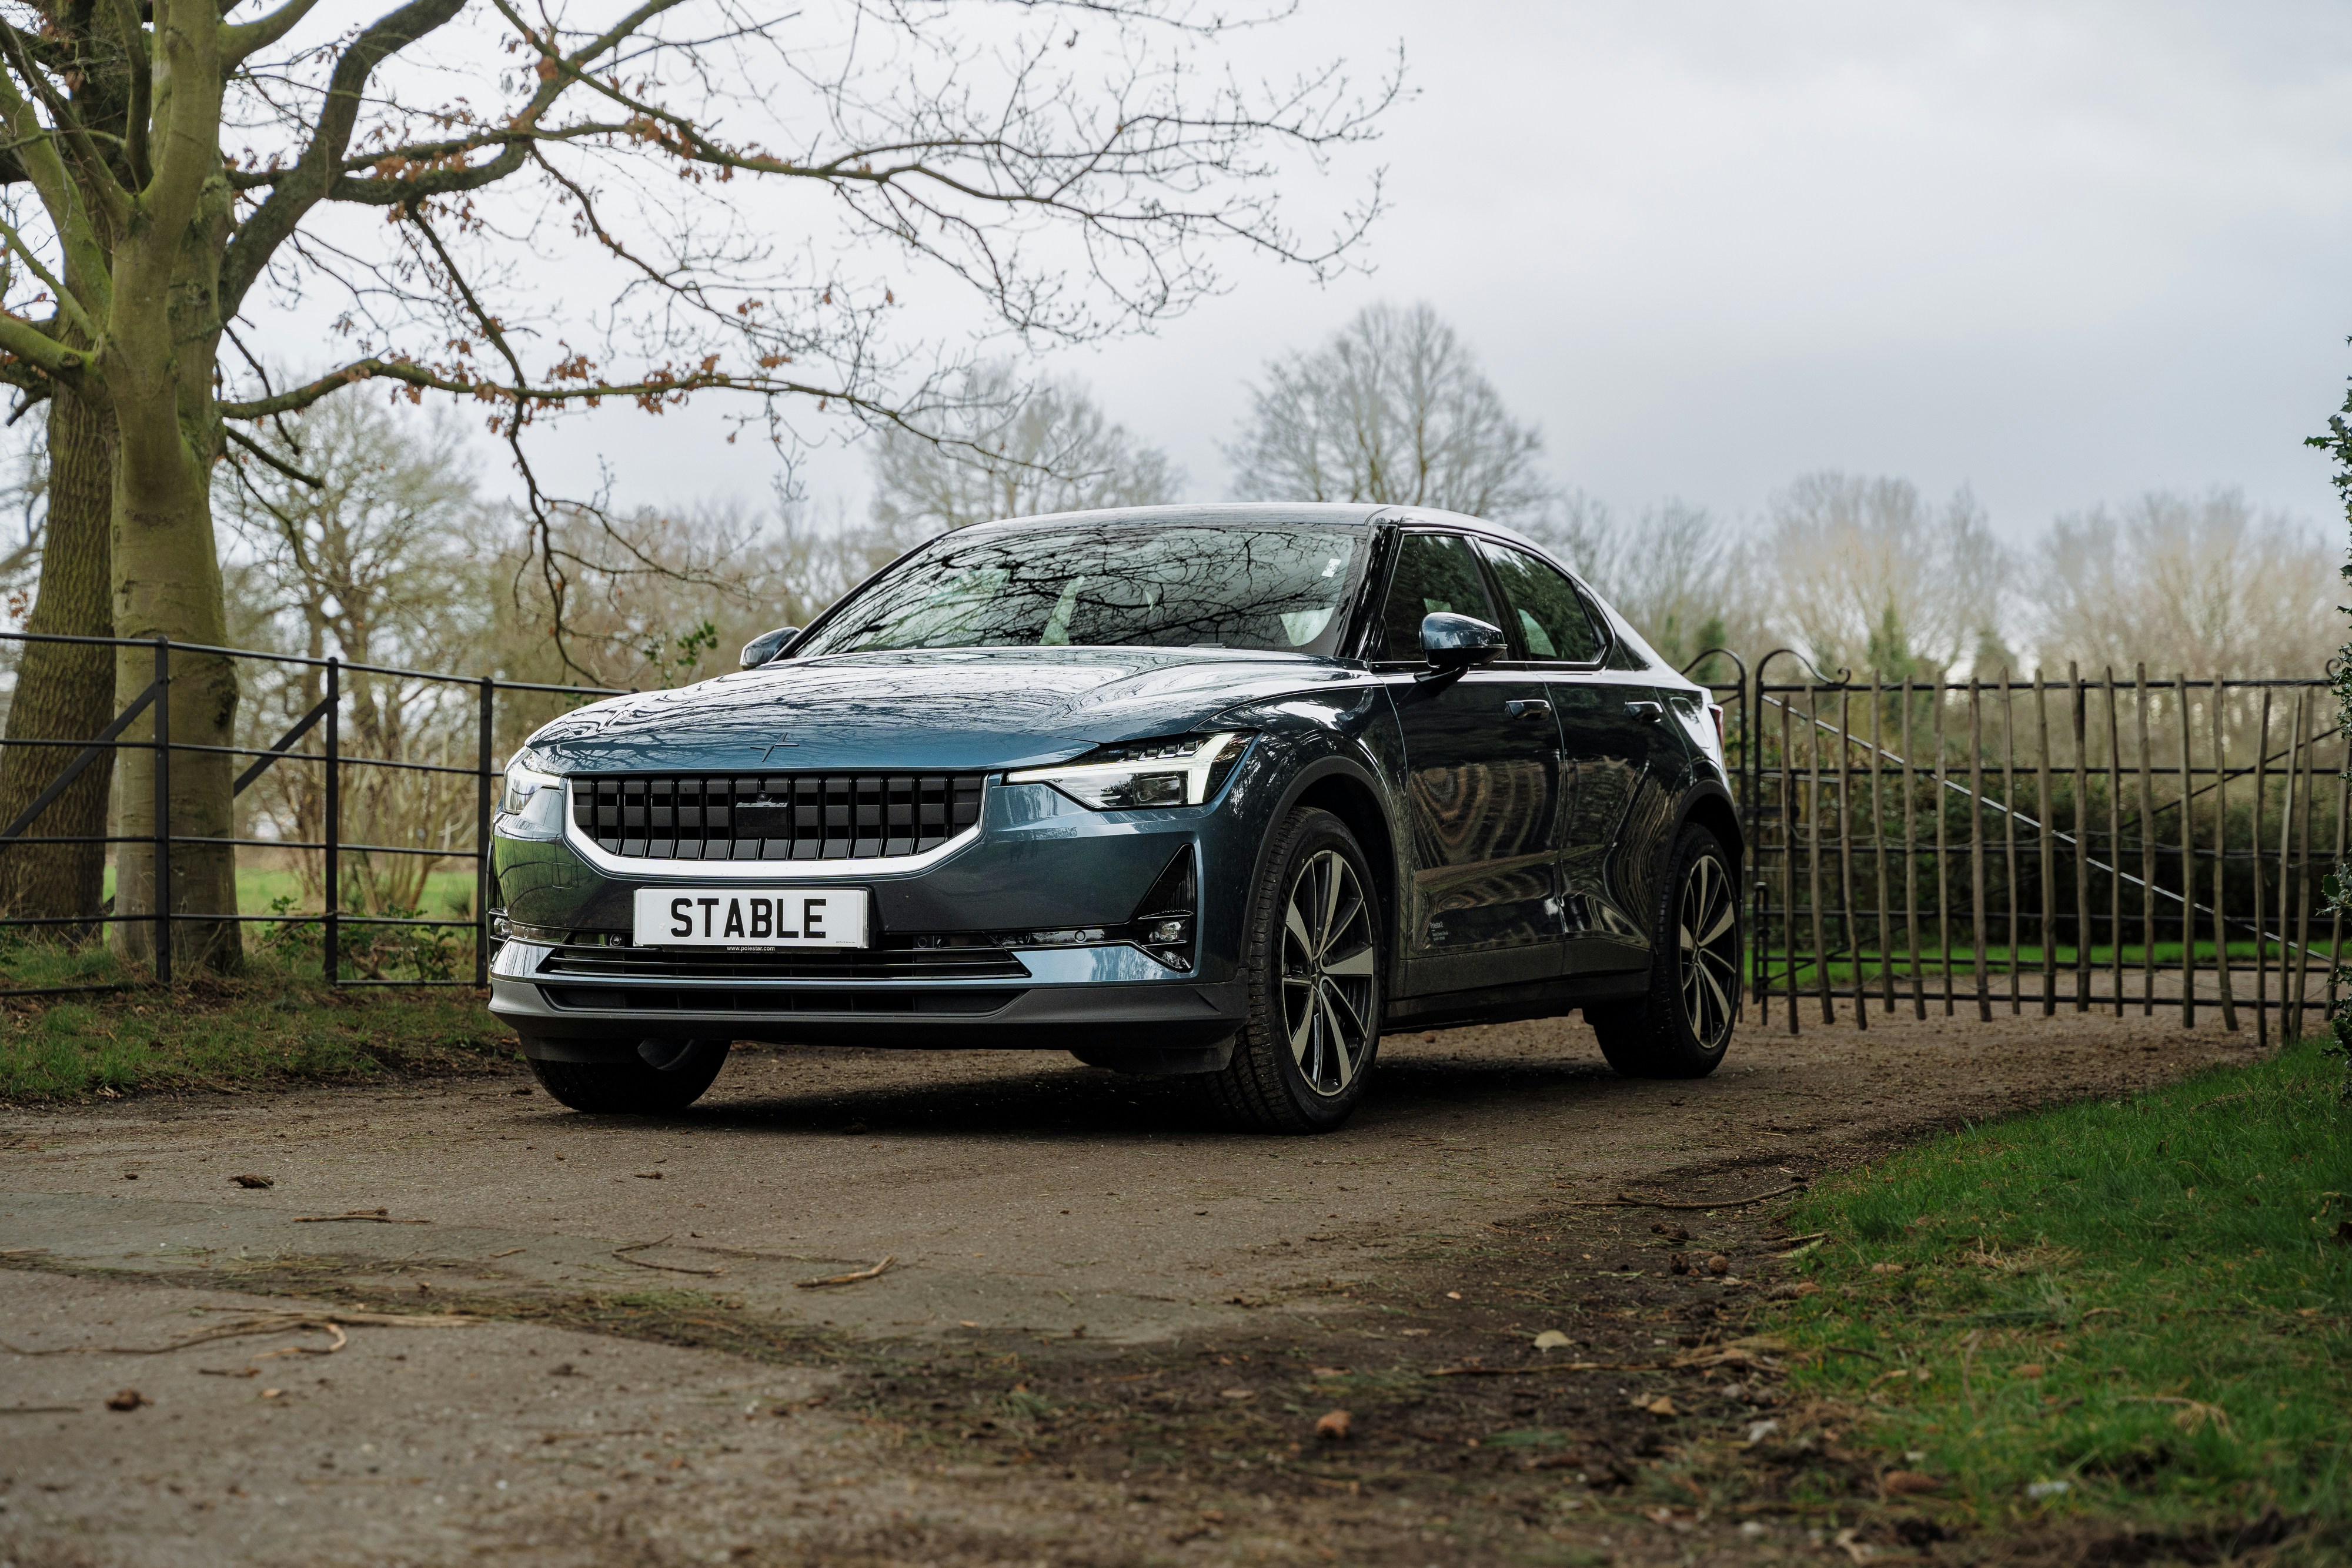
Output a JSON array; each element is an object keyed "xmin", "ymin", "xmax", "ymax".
[
  {"xmin": 956, "ymin": 502, "xmax": 1388, "ymax": 534},
  {"xmin": 954, "ymin": 500, "xmax": 1553, "ymax": 545}
]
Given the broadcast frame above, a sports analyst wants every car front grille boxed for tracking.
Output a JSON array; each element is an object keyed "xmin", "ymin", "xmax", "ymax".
[
  {"xmin": 537, "ymin": 942, "xmax": 1029, "ymax": 982},
  {"xmin": 572, "ymin": 772, "xmax": 985, "ymax": 861},
  {"xmin": 541, "ymin": 985, "xmax": 1022, "ymax": 1015}
]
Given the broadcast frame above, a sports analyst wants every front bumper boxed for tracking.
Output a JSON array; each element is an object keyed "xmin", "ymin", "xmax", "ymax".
[
  {"xmin": 487, "ymin": 774, "xmax": 1257, "ymax": 1056},
  {"xmin": 492, "ymin": 940, "xmax": 1245, "ymax": 1054}
]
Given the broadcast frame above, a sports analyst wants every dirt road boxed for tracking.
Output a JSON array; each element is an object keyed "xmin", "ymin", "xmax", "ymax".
[{"xmin": 0, "ymin": 1005, "xmax": 2267, "ymax": 1566}]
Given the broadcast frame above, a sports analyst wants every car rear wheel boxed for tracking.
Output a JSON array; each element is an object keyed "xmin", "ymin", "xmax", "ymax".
[
  {"xmin": 1588, "ymin": 824, "xmax": 1738, "ymax": 1079},
  {"xmin": 527, "ymin": 1037, "xmax": 730, "ymax": 1114},
  {"xmin": 1205, "ymin": 807, "xmax": 1382, "ymax": 1133}
]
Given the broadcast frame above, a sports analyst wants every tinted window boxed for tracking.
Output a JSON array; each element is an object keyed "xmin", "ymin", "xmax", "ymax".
[
  {"xmin": 1378, "ymin": 534, "xmax": 1499, "ymax": 660},
  {"xmin": 792, "ymin": 524, "xmax": 1363, "ymax": 657},
  {"xmin": 1476, "ymin": 541, "xmax": 1605, "ymax": 663}
]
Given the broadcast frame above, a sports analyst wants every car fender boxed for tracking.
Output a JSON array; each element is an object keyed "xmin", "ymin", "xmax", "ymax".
[{"xmin": 1213, "ymin": 686, "xmax": 1411, "ymax": 990}]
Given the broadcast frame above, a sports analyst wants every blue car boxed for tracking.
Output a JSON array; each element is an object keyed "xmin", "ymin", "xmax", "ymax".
[{"xmin": 488, "ymin": 504, "xmax": 1742, "ymax": 1132}]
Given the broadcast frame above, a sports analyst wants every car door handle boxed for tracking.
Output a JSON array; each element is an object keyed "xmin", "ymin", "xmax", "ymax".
[
  {"xmin": 1625, "ymin": 700, "xmax": 1663, "ymax": 723},
  {"xmin": 1504, "ymin": 699, "xmax": 1551, "ymax": 721}
]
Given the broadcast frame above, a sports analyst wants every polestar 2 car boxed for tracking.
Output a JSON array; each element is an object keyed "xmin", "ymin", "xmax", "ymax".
[{"xmin": 487, "ymin": 503, "xmax": 1743, "ymax": 1132}]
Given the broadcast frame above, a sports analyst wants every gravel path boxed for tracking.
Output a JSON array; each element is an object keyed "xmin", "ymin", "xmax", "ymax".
[{"xmin": 0, "ymin": 1006, "xmax": 2271, "ymax": 1565}]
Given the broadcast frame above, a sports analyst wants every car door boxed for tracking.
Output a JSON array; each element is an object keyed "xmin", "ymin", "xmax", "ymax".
[
  {"xmin": 1376, "ymin": 531, "xmax": 1567, "ymax": 994},
  {"xmin": 1473, "ymin": 539, "xmax": 1678, "ymax": 975}
]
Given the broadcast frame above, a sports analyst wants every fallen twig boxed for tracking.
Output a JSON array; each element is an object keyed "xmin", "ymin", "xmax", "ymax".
[
  {"xmin": 292, "ymin": 1209, "xmax": 429, "ymax": 1225},
  {"xmin": 796, "ymin": 1255, "xmax": 895, "ymax": 1289},
  {"xmin": 1563, "ymin": 1181, "xmax": 1809, "ymax": 1212},
  {"xmin": 0, "ymin": 1309, "xmax": 478, "ymax": 1358},
  {"xmin": 1818, "ymin": 1345, "xmax": 1887, "ymax": 1363},
  {"xmin": 1429, "ymin": 1360, "xmax": 1665, "ymax": 1377},
  {"xmin": 1773, "ymin": 1231, "xmax": 1830, "ymax": 1251},
  {"xmin": 612, "ymin": 1236, "xmax": 727, "ymax": 1277},
  {"xmin": 0, "ymin": 1405, "xmax": 79, "ymax": 1414}
]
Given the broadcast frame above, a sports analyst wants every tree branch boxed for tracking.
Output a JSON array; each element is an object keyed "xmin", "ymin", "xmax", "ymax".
[
  {"xmin": 0, "ymin": 209, "xmax": 96, "ymax": 342},
  {"xmin": 219, "ymin": 0, "xmax": 472, "ymax": 318},
  {"xmin": 223, "ymin": 422, "xmax": 325, "ymax": 489},
  {"xmin": 222, "ymin": 0, "xmax": 328, "ymax": 67},
  {"xmin": 108, "ymin": 0, "xmax": 152, "ymax": 188},
  {"xmin": 0, "ymin": 19, "xmax": 129, "ymax": 232},
  {"xmin": 0, "ymin": 313, "xmax": 86, "ymax": 380}
]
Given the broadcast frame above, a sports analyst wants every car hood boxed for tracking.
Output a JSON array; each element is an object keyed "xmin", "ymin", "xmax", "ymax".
[{"xmin": 520, "ymin": 647, "xmax": 1371, "ymax": 774}]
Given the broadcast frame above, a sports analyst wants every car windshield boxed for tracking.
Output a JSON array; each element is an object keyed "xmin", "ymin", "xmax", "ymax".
[{"xmin": 793, "ymin": 524, "xmax": 1366, "ymax": 657}]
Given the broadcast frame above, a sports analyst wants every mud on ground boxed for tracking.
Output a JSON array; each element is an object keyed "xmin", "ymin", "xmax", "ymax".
[{"xmin": 0, "ymin": 1004, "xmax": 2277, "ymax": 1566}]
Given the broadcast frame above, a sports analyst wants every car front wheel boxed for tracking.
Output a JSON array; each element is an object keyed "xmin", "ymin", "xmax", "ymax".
[
  {"xmin": 528, "ymin": 1037, "xmax": 730, "ymax": 1114},
  {"xmin": 1589, "ymin": 824, "xmax": 1738, "ymax": 1079},
  {"xmin": 1205, "ymin": 806, "xmax": 1382, "ymax": 1133}
]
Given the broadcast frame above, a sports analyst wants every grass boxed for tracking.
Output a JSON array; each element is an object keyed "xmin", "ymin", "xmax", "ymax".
[
  {"xmin": 97, "ymin": 862, "xmax": 479, "ymax": 919},
  {"xmin": 1763, "ymin": 1035, "xmax": 2352, "ymax": 1542},
  {"xmin": 0, "ymin": 944, "xmax": 513, "ymax": 1101}
]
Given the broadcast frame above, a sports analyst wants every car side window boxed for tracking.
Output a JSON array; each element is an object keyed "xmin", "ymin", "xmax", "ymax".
[
  {"xmin": 1378, "ymin": 534, "xmax": 1499, "ymax": 660},
  {"xmin": 1475, "ymin": 541, "xmax": 1606, "ymax": 664}
]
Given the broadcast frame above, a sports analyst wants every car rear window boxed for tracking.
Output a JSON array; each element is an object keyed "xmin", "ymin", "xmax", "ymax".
[{"xmin": 1476, "ymin": 541, "xmax": 1606, "ymax": 663}]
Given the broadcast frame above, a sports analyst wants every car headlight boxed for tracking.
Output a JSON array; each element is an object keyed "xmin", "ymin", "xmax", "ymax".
[
  {"xmin": 1004, "ymin": 731, "xmax": 1252, "ymax": 811},
  {"xmin": 497, "ymin": 759, "xmax": 568, "ymax": 840}
]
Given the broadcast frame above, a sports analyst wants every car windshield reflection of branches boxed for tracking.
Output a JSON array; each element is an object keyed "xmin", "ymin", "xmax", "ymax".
[{"xmin": 798, "ymin": 527, "xmax": 1361, "ymax": 657}]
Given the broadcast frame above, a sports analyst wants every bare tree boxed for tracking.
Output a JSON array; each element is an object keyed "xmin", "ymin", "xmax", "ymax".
[
  {"xmin": 870, "ymin": 363, "xmax": 1179, "ymax": 533},
  {"xmin": 219, "ymin": 397, "xmax": 496, "ymax": 915},
  {"xmin": 1528, "ymin": 491, "xmax": 1742, "ymax": 676},
  {"xmin": 1226, "ymin": 302, "xmax": 1552, "ymax": 521},
  {"xmin": 2026, "ymin": 490, "xmax": 2338, "ymax": 679},
  {"xmin": 0, "ymin": 0, "xmax": 1393, "ymax": 968},
  {"xmin": 1748, "ymin": 472, "xmax": 2008, "ymax": 679}
]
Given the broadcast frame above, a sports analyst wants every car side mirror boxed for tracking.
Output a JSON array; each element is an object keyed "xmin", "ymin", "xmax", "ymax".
[
  {"xmin": 739, "ymin": 626, "xmax": 800, "ymax": 669},
  {"xmin": 1417, "ymin": 612, "xmax": 1507, "ymax": 681}
]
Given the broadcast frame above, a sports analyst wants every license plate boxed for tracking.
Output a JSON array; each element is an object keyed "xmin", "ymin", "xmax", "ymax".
[{"xmin": 633, "ymin": 888, "xmax": 870, "ymax": 949}]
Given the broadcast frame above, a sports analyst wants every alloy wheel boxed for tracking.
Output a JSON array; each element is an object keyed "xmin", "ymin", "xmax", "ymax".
[
  {"xmin": 1677, "ymin": 852, "xmax": 1738, "ymax": 1048},
  {"xmin": 1279, "ymin": 848, "xmax": 1377, "ymax": 1097}
]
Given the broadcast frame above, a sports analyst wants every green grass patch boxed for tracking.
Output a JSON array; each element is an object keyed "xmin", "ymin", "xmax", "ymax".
[
  {"xmin": 0, "ymin": 946, "xmax": 514, "ymax": 1102},
  {"xmin": 99, "ymin": 863, "xmax": 479, "ymax": 918},
  {"xmin": 1765, "ymin": 1037, "xmax": 2351, "ymax": 1540}
]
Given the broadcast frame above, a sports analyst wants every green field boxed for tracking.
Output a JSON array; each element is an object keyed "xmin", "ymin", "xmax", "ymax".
[
  {"xmin": 96, "ymin": 863, "xmax": 480, "ymax": 920},
  {"xmin": 1762, "ymin": 1035, "xmax": 2351, "ymax": 1546}
]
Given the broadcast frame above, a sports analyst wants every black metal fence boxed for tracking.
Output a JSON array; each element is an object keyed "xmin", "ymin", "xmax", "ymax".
[
  {"xmin": 0, "ymin": 630, "xmax": 622, "ymax": 995},
  {"xmin": 1688, "ymin": 650, "xmax": 2347, "ymax": 1042},
  {"xmin": 0, "ymin": 629, "xmax": 2341, "ymax": 1041}
]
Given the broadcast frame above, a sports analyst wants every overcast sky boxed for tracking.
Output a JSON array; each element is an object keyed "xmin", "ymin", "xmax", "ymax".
[{"xmin": 514, "ymin": 0, "xmax": 2352, "ymax": 543}]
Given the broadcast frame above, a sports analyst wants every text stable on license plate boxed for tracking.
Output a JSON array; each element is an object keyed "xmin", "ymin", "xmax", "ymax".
[{"xmin": 633, "ymin": 888, "xmax": 870, "ymax": 949}]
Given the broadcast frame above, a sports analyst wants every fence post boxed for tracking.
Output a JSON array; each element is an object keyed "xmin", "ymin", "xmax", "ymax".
[
  {"xmin": 2036, "ymin": 671, "xmax": 2054, "ymax": 1017},
  {"xmin": 2176, "ymin": 673, "xmax": 2195, "ymax": 1028},
  {"xmin": 476, "ymin": 677, "xmax": 494, "ymax": 988},
  {"xmin": 324, "ymin": 657, "xmax": 339, "ymax": 985},
  {"xmin": 2211, "ymin": 674, "xmax": 2237, "ymax": 1032},
  {"xmin": 2070, "ymin": 664, "xmax": 2089, "ymax": 1011},
  {"xmin": 153, "ymin": 637, "xmax": 171, "ymax": 986},
  {"xmin": 2253, "ymin": 690, "xmax": 2270, "ymax": 1049}
]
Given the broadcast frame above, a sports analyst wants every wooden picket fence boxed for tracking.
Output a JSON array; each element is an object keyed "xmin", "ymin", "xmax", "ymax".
[{"xmin": 1694, "ymin": 657, "xmax": 2346, "ymax": 1042}]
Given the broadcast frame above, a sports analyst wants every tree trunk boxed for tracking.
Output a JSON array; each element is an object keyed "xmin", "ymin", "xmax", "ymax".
[
  {"xmin": 107, "ymin": 391, "xmax": 242, "ymax": 974},
  {"xmin": 0, "ymin": 385, "xmax": 118, "ymax": 932}
]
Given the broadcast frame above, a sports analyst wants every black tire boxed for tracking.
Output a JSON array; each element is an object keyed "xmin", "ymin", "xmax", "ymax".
[
  {"xmin": 1589, "ymin": 824, "xmax": 1739, "ymax": 1079},
  {"xmin": 1204, "ymin": 807, "xmax": 1382, "ymax": 1134},
  {"xmin": 527, "ymin": 1038, "xmax": 730, "ymax": 1114}
]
